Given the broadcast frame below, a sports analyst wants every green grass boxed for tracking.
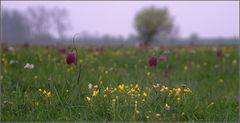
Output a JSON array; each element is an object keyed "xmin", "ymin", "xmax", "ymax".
[{"xmin": 0, "ymin": 46, "xmax": 239, "ymax": 122}]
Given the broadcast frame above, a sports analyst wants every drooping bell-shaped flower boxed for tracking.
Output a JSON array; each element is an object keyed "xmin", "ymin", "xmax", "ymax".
[
  {"xmin": 148, "ymin": 56, "xmax": 157, "ymax": 67},
  {"xmin": 66, "ymin": 52, "xmax": 77, "ymax": 65},
  {"xmin": 215, "ymin": 49, "xmax": 222, "ymax": 59},
  {"xmin": 159, "ymin": 54, "xmax": 167, "ymax": 62},
  {"xmin": 58, "ymin": 48, "xmax": 66, "ymax": 54}
]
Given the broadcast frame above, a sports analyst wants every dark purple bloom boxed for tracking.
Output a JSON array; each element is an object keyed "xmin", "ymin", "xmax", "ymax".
[
  {"xmin": 148, "ymin": 56, "xmax": 157, "ymax": 67},
  {"xmin": 66, "ymin": 53, "xmax": 77, "ymax": 65},
  {"xmin": 159, "ymin": 54, "xmax": 167, "ymax": 62},
  {"xmin": 215, "ymin": 49, "xmax": 222, "ymax": 59},
  {"xmin": 58, "ymin": 48, "xmax": 66, "ymax": 54}
]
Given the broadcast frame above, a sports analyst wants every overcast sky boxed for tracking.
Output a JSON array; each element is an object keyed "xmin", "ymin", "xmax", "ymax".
[{"xmin": 1, "ymin": 1, "xmax": 239, "ymax": 38}]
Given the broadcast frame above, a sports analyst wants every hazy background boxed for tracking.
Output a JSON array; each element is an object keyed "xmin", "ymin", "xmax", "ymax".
[{"xmin": 1, "ymin": 1, "xmax": 239, "ymax": 46}]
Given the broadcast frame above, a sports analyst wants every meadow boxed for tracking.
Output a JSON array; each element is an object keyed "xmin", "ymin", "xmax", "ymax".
[{"xmin": 0, "ymin": 45, "xmax": 239, "ymax": 122}]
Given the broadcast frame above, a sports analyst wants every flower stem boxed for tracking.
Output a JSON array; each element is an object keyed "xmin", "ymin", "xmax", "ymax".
[
  {"xmin": 77, "ymin": 64, "xmax": 82, "ymax": 85},
  {"xmin": 72, "ymin": 33, "xmax": 82, "ymax": 85}
]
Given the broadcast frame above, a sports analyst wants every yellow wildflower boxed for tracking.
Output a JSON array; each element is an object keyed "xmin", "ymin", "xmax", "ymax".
[
  {"xmin": 177, "ymin": 97, "xmax": 181, "ymax": 101},
  {"xmin": 143, "ymin": 92, "xmax": 147, "ymax": 97},
  {"xmin": 135, "ymin": 110, "xmax": 140, "ymax": 114},
  {"xmin": 164, "ymin": 86, "xmax": 169, "ymax": 90},
  {"xmin": 86, "ymin": 96, "xmax": 91, "ymax": 102},
  {"xmin": 165, "ymin": 104, "xmax": 170, "ymax": 110},
  {"xmin": 160, "ymin": 86, "xmax": 168, "ymax": 92},
  {"xmin": 156, "ymin": 113, "xmax": 161, "ymax": 117},
  {"xmin": 92, "ymin": 89, "xmax": 99, "ymax": 97},
  {"xmin": 47, "ymin": 92, "xmax": 51, "ymax": 97},
  {"xmin": 160, "ymin": 88, "xmax": 164, "ymax": 92},
  {"xmin": 93, "ymin": 85, "xmax": 98, "ymax": 89},
  {"xmin": 104, "ymin": 87, "xmax": 109, "ymax": 91},
  {"xmin": 130, "ymin": 84, "xmax": 133, "ymax": 87},
  {"xmin": 153, "ymin": 84, "xmax": 160, "ymax": 88},
  {"xmin": 135, "ymin": 84, "xmax": 139, "ymax": 89},
  {"xmin": 33, "ymin": 75, "xmax": 38, "ymax": 80},
  {"xmin": 43, "ymin": 90, "xmax": 47, "ymax": 94},
  {"xmin": 183, "ymin": 88, "xmax": 192, "ymax": 94},
  {"xmin": 174, "ymin": 88, "xmax": 181, "ymax": 96},
  {"xmin": 118, "ymin": 84, "xmax": 125, "ymax": 91}
]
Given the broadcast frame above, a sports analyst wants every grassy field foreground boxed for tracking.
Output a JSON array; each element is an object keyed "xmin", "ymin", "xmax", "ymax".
[{"xmin": 0, "ymin": 45, "xmax": 239, "ymax": 121}]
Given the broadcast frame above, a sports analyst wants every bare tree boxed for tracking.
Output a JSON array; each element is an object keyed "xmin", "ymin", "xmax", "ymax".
[
  {"xmin": 27, "ymin": 6, "xmax": 52, "ymax": 36},
  {"xmin": 1, "ymin": 9, "xmax": 31, "ymax": 42},
  {"xmin": 51, "ymin": 7, "xmax": 71, "ymax": 40},
  {"xmin": 2, "ymin": 6, "xmax": 72, "ymax": 43}
]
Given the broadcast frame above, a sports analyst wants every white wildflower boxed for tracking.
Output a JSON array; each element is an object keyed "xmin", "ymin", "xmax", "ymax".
[
  {"xmin": 88, "ymin": 83, "xmax": 93, "ymax": 89},
  {"xmin": 24, "ymin": 63, "xmax": 34, "ymax": 69},
  {"xmin": 8, "ymin": 46, "xmax": 15, "ymax": 51},
  {"xmin": 156, "ymin": 83, "xmax": 160, "ymax": 88},
  {"xmin": 9, "ymin": 60, "xmax": 18, "ymax": 64},
  {"xmin": 164, "ymin": 103, "xmax": 170, "ymax": 111}
]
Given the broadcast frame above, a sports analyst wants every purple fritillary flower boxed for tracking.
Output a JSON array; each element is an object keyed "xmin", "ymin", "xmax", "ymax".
[
  {"xmin": 58, "ymin": 48, "xmax": 66, "ymax": 54},
  {"xmin": 66, "ymin": 52, "xmax": 77, "ymax": 65},
  {"xmin": 159, "ymin": 54, "xmax": 167, "ymax": 62},
  {"xmin": 215, "ymin": 49, "xmax": 222, "ymax": 59},
  {"xmin": 148, "ymin": 56, "xmax": 157, "ymax": 67}
]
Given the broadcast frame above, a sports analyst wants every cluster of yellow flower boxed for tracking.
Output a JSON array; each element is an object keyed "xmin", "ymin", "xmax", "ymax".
[
  {"xmin": 38, "ymin": 88, "xmax": 51, "ymax": 97},
  {"xmin": 85, "ymin": 83, "xmax": 149, "ymax": 102},
  {"xmin": 85, "ymin": 83, "xmax": 192, "ymax": 104},
  {"xmin": 86, "ymin": 84, "xmax": 99, "ymax": 101},
  {"xmin": 156, "ymin": 84, "xmax": 192, "ymax": 96},
  {"xmin": 145, "ymin": 112, "xmax": 161, "ymax": 121},
  {"xmin": 83, "ymin": 82, "xmax": 193, "ymax": 121}
]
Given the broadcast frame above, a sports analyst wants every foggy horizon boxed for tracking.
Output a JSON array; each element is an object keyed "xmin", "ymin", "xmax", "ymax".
[{"xmin": 1, "ymin": 1, "xmax": 239, "ymax": 39}]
